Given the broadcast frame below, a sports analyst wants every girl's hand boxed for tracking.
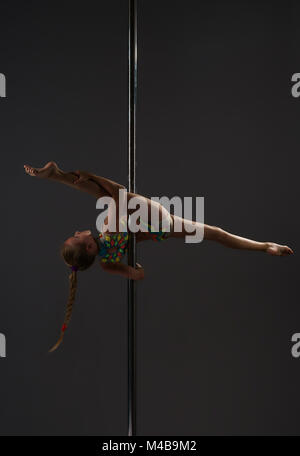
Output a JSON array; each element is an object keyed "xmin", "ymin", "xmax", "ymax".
[
  {"xmin": 135, "ymin": 263, "xmax": 144, "ymax": 280},
  {"xmin": 266, "ymin": 242, "xmax": 294, "ymax": 256},
  {"xmin": 100, "ymin": 261, "xmax": 144, "ymax": 280},
  {"xmin": 73, "ymin": 170, "xmax": 91, "ymax": 185}
]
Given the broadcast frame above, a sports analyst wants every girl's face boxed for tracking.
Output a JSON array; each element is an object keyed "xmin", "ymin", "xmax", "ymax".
[{"xmin": 65, "ymin": 230, "xmax": 98, "ymax": 256}]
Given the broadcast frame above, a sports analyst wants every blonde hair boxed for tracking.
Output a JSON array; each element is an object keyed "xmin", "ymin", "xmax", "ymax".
[{"xmin": 48, "ymin": 241, "xmax": 96, "ymax": 353}]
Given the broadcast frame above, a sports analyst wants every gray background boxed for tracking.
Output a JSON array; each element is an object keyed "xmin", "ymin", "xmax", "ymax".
[{"xmin": 0, "ymin": 0, "xmax": 299, "ymax": 435}]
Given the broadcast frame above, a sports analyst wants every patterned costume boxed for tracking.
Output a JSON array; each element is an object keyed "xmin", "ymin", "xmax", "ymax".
[{"xmin": 97, "ymin": 216, "xmax": 172, "ymax": 263}]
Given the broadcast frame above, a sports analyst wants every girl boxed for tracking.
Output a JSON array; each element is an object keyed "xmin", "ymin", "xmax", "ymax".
[{"xmin": 24, "ymin": 161, "xmax": 294, "ymax": 352}]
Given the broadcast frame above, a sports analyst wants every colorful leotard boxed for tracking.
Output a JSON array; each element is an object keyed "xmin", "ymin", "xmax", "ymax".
[
  {"xmin": 97, "ymin": 215, "xmax": 172, "ymax": 263},
  {"xmin": 139, "ymin": 217, "xmax": 171, "ymax": 242},
  {"xmin": 98, "ymin": 219, "xmax": 128, "ymax": 263}
]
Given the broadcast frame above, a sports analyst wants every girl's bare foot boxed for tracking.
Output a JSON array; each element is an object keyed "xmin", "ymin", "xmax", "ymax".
[
  {"xmin": 266, "ymin": 242, "xmax": 294, "ymax": 256},
  {"xmin": 24, "ymin": 161, "xmax": 58, "ymax": 179}
]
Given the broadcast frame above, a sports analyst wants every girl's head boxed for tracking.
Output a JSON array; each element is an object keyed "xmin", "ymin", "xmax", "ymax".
[
  {"xmin": 48, "ymin": 230, "xmax": 99, "ymax": 353},
  {"xmin": 64, "ymin": 230, "xmax": 99, "ymax": 260}
]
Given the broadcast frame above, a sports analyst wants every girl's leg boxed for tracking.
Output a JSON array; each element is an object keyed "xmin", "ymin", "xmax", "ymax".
[
  {"xmin": 169, "ymin": 215, "xmax": 202, "ymax": 239},
  {"xmin": 169, "ymin": 214, "xmax": 259, "ymax": 247},
  {"xmin": 126, "ymin": 194, "xmax": 173, "ymax": 233},
  {"xmin": 169, "ymin": 215, "xmax": 293, "ymax": 256},
  {"xmin": 79, "ymin": 172, "xmax": 126, "ymax": 199},
  {"xmin": 24, "ymin": 161, "xmax": 110, "ymax": 199}
]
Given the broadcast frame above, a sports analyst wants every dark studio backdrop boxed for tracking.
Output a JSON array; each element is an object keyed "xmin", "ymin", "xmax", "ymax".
[{"xmin": 0, "ymin": 0, "xmax": 299, "ymax": 436}]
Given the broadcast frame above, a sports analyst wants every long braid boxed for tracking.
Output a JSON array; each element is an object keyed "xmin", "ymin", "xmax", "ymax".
[
  {"xmin": 48, "ymin": 237, "xmax": 97, "ymax": 353},
  {"xmin": 48, "ymin": 269, "xmax": 78, "ymax": 353}
]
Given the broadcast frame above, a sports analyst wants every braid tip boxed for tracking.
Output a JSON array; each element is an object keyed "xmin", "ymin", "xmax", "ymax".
[{"xmin": 48, "ymin": 333, "xmax": 64, "ymax": 353}]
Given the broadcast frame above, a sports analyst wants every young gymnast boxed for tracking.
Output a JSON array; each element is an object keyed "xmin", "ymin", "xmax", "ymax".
[{"xmin": 24, "ymin": 161, "xmax": 294, "ymax": 352}]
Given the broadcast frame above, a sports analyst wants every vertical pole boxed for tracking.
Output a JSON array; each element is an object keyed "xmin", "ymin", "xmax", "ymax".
[{"xmin": 128, "ymin": 0, "xmax": 137, "ymax": 437}]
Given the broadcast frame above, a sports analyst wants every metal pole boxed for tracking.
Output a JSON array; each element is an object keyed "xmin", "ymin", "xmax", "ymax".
[{"xmin": 127, "ymin": 0, "xmax": 137, "ymax": 437}]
